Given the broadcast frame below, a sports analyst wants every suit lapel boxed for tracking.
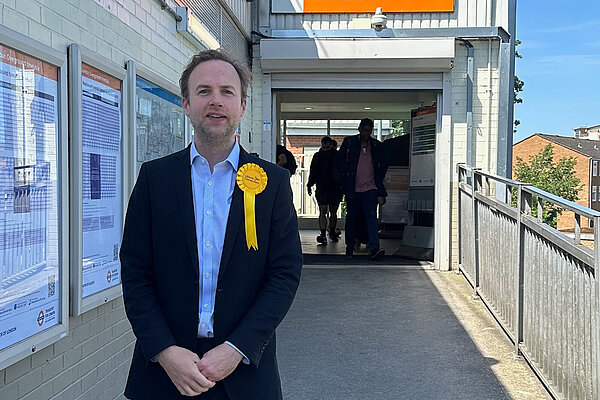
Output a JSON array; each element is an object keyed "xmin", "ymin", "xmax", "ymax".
[
  {"xmin": 219, "ymin": 148, "xmax": 251, "ymax": 279},
  {"xmin": 172, "ymin": 145, "xmax": 199, "ymax": 278}
]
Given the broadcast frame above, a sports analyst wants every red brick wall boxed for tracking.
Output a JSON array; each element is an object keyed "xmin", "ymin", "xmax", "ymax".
[
  {"xmin": 513, "ymin": 135, "xmax": 591, "ymax": 230},
  {"xmin": 285, "ymin": 134, "xmax": 351, "ymax": 154}
]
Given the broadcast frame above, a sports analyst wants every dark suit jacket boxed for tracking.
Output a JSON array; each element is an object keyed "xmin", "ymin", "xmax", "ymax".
[
  {"xmin": 334, "ymin": 135, "xmax": 388, "ymax": 198},
  {"xmin": 120, "ymin": 145, "xmax": 302, "ymax": 400}
]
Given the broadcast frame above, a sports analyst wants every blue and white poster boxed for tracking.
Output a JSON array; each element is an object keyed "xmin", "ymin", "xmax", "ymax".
[
  {"xmin": 135, "ymin": 76, "xmax": 185, "ymax": 172},
  {"xmin": 80, "ymin": 64, "xmax": 122, "ymax": 298},
  {"xmin": 0, "ymin": 45, "xmax": 60, "ymax": 350}
]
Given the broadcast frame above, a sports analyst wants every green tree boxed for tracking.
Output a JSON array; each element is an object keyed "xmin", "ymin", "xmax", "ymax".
[
  {"xmin": 388, "ymin": 119, "xmax": 410, "ymax": 138},
  {"xmin": 514, "ymin": 39, "xmax": 524, "ymax": 133},
  {"xmin": 514, "ymin": 143, "xmax": 581, "ymax": 227}
]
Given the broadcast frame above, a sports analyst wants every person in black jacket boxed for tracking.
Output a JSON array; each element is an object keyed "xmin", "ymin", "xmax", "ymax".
[
  {"xmin": 275, "ymin": 144, "xmax": 297, "ymax": 176},
  {"xmin": 334, "ymin": 118, "xmax": 388, "ymax": 260},
  {"xmin": 120, "ymin": 50, "xmax": 302, "ymax": 400},
  {"xmin": 307, "ymin": 136, "xmax": 342, "ymax": 244}
]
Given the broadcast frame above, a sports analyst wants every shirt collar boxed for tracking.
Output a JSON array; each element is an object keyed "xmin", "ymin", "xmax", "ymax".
[{"xmin": 190, "ymin": 140, "xmax": 240, "ymax": 171}]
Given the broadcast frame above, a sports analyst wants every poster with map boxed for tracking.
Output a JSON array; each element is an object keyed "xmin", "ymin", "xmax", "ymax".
[{"xmin": 135, "ymin": 76, "xmax": 185, "ymax": 171}]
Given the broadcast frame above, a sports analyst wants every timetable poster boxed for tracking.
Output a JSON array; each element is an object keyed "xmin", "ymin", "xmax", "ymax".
[
  {"xmin": 135, "ymin": 77, "xmax": 185, "ymax": 172},
  {"xmin": 0, "ymin": 45, "xmax": 60, "ymax": 350},
  {"xmin": 410, "ymin": 108, "xmax": 437, "ymax": 187},
  {"xmin": 81, "ymin": 63, "xmax": 122, "ymax": 297}
]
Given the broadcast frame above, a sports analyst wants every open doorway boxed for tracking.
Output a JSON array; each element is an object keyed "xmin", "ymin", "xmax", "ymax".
[{"xmin": 273, "ymin": 89, "xmax": 439, "ymax": 262}]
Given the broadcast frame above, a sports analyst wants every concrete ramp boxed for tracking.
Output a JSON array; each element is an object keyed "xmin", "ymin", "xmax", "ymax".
[{"xmin": 277, "ymin": 267, "xmax": 550, "ymax": 400}]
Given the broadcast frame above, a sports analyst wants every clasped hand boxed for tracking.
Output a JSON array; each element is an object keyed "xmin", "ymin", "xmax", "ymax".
[{"xmin": 157, "ymin": 344, "xmax": 243, "ymax": 397}]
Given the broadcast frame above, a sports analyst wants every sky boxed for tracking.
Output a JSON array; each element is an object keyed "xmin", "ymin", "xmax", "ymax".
[{"xmin": 513, "ymin": 1, "xmax": 600, "ymax": 143}]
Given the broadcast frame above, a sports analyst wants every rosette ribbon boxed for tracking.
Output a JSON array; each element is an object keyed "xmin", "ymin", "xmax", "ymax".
[{"xmin": 236, "ymin": 163, "xmax": 268, "ymax": 250}]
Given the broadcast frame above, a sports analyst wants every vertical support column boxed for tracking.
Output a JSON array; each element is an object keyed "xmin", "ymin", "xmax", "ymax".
[
  {"xmin": 261, "ymin": 73, "xmax": 272, "ymax": 161},
  {"xmin": 497, "ymin": 0, "xmax": 517, "ymax": 180},
  {"xmin": 327, "ymin": 120, "xmax": 331, "ymax": 137},
  {"xmin": 465, "ymin": 42, "xmax": 474, "ymax": 168},
  {"xmin": 434, "ymin": 74, "xmax": 453, "ymax": 270},
  {"xmin": 377, "ymin": 119, "xmax": 383, "ymax": 141},
  {"xmin": 271, "ymin": 91, "xmax": 278, "ymax": 161},
  {"xmin": 282, "ymin": 119, "xmax": 287, "ymax": 146}
]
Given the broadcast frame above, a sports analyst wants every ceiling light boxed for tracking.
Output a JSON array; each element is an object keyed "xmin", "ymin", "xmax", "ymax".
[
  {"xmin": 304, "ymin": 107, "xmax": 313, "ymax": 110},
  {"xmin": 363, "ymin": 107, "xmax": 372, "ymax": 110}
]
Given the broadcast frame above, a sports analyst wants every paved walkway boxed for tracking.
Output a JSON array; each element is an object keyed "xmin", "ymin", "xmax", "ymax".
[{"xmin": 277, "ymin": 265, "xmax": 551, "ymax": 400}]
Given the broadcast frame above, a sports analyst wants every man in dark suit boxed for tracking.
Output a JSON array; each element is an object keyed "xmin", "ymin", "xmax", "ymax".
[
  {"xmin": 120, "ymin": 50, "xmax": 302, "ymax": 399},
  {"xmin": 335, "ymin": 118, "xmax": 388, "ymax": 260}
]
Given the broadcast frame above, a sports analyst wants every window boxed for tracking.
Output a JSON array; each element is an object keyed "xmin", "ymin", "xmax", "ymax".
[
  {"xmin": 593, "ymin": 186, "xmax": 597, "ymax": 202},
  {"xmin": 593, "ymin": 160, "xmax": 598, "ymax": 176}
]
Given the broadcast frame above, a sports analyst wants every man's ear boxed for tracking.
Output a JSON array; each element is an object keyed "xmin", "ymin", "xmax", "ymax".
[
  {"xmin": 182, "ymin": 97, "xmax": 190, "ymax": 117},
  {"xmin": 240, "ymin": 98, "xmax": 247, "ymax": 117}
]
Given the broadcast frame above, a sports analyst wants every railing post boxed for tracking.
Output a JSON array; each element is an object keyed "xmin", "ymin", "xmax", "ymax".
[
  {"xmin": 574, "ymin": 214, "xmax": 581, "ymax": 245},
  {"xmin": 473, "ymin": 170, "xmax": 482, "ymax": 299},
  {"xmin": 457, "ymin": 165, "xmax": 463, "ymax": 269},
  {"xmin": 595, "ymin": 215, "xmax": 600, "ymax": 400},
  {"xmin": 515, "ymin": 184, "xmax": 525, "ymax": 356}
]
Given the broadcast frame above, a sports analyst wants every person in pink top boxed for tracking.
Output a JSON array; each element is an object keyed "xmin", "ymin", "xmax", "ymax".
[{"xmin": 334, "ymin": 118, "xmax": 388, "ymax": 260}]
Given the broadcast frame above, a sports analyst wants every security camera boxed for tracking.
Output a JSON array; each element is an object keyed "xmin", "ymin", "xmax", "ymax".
[{"xmin": 371, "ymin": 7, "xmax": 388, "ymax": 32}]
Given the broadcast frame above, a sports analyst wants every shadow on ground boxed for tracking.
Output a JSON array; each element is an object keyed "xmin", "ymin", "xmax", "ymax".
[{"xmin": 277, "ymin": 268, "xmax": 518, "ymax": 400}]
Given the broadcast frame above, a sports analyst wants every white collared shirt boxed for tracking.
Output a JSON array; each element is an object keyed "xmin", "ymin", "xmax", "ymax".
[{"xmin": 190, "ymin": 142, "xmax": 239, "ymax": 338}]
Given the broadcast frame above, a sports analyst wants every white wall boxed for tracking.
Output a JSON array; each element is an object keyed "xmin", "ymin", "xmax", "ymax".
[{"xmin": 449, "ymin": 39, "xmax": 501, "ymax": 267}]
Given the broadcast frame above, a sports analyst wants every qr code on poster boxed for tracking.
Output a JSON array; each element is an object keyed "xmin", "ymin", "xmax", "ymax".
[
  {"xmin": 113, "ymin": 244, "xmax": 119, "ymax": 261},
  {"xmin": 48, "ymin": 274, "xmax": 56, "ymax": 296}
]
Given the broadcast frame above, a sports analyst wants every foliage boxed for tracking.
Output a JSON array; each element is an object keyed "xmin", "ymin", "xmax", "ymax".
[
  {"xmin": 388, "ymin": 119, "xmax": 410, "ymax": 138},
  {"xmin": 514, "ymin": 40, "xmax": 524, "ymax": 133},
  {"xmin": 513, "ymin": 144, "xmax": 581, "ymax": 227},
  {"xmin": 514, "ymin": 75, "xmax": 524, "ymax": 104}
]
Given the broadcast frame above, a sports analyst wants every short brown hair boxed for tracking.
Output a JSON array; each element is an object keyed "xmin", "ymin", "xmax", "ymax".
[{"xmin": 179, "ymin": 49, "xmax": 252, "ymax": 101}]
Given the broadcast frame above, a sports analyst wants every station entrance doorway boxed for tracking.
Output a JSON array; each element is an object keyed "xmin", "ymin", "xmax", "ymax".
[{"xmin": 270, "ymin": 88, "xmax": 442, "ymax": 263}]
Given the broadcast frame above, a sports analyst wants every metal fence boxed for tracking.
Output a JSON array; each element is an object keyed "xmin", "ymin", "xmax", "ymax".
[{"xmin": 457, "ymin": 164, "xmax": 600, "ymax": 400}]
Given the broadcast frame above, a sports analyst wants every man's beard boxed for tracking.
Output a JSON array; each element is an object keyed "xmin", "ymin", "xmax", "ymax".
[{"xmin": 192, "ymin": 118, "xmax": 237, "ymax": 152}]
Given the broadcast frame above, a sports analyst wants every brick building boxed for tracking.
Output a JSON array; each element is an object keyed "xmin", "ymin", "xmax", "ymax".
[{"xmin": 513, "ymin": 133, "xmax": 600, "ymax": 230}]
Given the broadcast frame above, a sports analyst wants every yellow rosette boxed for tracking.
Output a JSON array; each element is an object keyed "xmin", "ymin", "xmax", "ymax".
[{"xmin": 236, "ymin": 163, "xmax": 268, "ymax": 251}]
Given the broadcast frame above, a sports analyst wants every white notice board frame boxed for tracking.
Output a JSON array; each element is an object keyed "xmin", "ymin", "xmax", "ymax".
[
  {"xmin": 0, "ymin": 25, "xmax": 69, "ymax": 370},
  {"xmin": 125, "ymin": 61, "xmax": 188, "ymax": 185},
  {"xmin": 68, "ymin": 44, "xmax": 129, "ymax": 316}
]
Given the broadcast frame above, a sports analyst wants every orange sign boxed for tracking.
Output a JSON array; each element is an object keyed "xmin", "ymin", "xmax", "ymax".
[
  {"xmin": 82, "ymin": 63, "xmax": 121, "ymax": 91},
  {"xmin": 0, "ymin": 44, "xmax": 58, "ymax": 81},
  {"xmin": 303, "ymin": 0, "xmax": 454, "ymax": 13}
]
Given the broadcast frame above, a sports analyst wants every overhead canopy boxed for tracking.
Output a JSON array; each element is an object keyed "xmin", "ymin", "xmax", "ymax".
[
  {"xmin": 260, "ymin": 37, "xmax": 455, "ymax": 72},
  {"xmin": 277, "ymin": 90, "xmax": 439, "ymax": 120}
]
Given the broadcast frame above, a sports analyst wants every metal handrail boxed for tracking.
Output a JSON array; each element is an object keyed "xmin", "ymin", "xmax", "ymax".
[
  {"xmin": 457, "ymin": 163, "xmax": 600, "ymax": 220},
  {"xmin": 457, "ymin": 164, "xmax": 600, "ymax": 400}
]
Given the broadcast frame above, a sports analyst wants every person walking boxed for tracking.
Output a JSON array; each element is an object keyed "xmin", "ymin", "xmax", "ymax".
[
  {"xmin": 307, "ymin": 136, "xmax": 342, "ymax": 244},
  {"xmin": 120, "ymin": 49, "xmax": 303, "ymax": 400},
  {"xmin": 335, "ymin": 118, "xmax": 387, "ymax": 260}
]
